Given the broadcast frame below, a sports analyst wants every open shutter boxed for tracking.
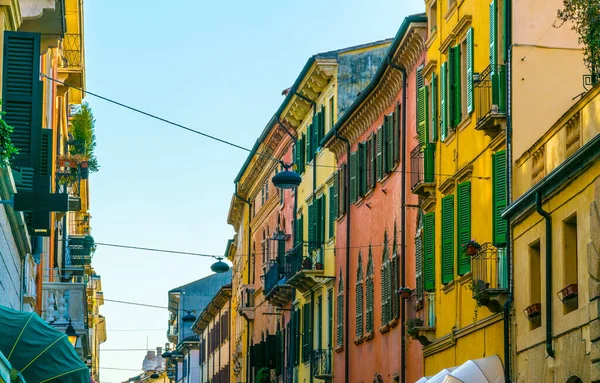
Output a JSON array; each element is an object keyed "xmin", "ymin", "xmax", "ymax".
[
  {"xmin": 457, "ymin": 182, "xmax": 471, "ymax": 275},
  {"xmin": 385, "ymin": 115, "xmax": 394, "ymax": 171},
  {"xmin": 308, "ymin": 203, "xmax": 315, "ymax": 252},
  {"xmin": 440, "ymin": 62, "xmax": 447, "ymax": 140},
  {"xmin": 319, "ymin": 196, "xmax": 325, "ymax": 246},
  {"xmin": 349, "ymin": 152, "xmax": 357, "ymax": 203},
  {"xmin": 452, "ymin": 45, "xmax": 462, "ymax": 127},
  {"xmin": 431, "ymin": 74, "xmax": 437, "ymax": 143},
  {"xmin": 393, "ymin": 104, "xmax": 401, "ymax": 163},
  {"xmin": 418, "ymin": 86, "xmax": 428, "ymax": 150},
  {"xmin": 424, "ymin": 144, "xmax": 435, "ymax": 183},
  {"xmin": 329, "ymin": 184, "xmax": 335, "ymax": 239},
  {"xmin": 40, "ymin": 129, "xmax": 53, "ymax": 176},
  {"xmin": 466, "ymin": 27, "xmax": 474, "ymax": 114},
  {"xmin": 358, "ymin": 142, "xmax": 366, "ymax": 196},
  {"xmin": 493, "ymin": 150, "xmax": 508, "ymax": 245},
  {"xmin": 369, "ymin": 134, "xmax": 376, "ymax": 189},
  {"xmin": 441, "ymin": 195, "xmax": 455, "ymax": 284},
  {"xmin": 376, "ymin": 126, "xmax": 383, "ymax": 180},
  {"xmin": 2, "ymin": 32, "xmax": 42, "ymax": 170},
  {"xmin": 448, "ymin": 48, "xmax": 457, "ymax": 129},
  {"xmin": 423, "ymin": 213, "xmax": 435, "ymax": 291},
  {"xmin": 490, "ymin": 0, "xmax": 497, "ymax": 72}
]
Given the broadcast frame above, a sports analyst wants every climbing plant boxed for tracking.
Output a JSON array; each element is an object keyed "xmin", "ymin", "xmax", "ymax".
[{"xmin": 557, "ymin": 0, "xmax": 600, "ymax": 83}]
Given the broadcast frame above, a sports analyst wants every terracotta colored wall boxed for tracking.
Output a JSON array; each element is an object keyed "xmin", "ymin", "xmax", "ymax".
[{"xmin": 334, "ymin": 53, "xmax": 425, "ymax": 383}]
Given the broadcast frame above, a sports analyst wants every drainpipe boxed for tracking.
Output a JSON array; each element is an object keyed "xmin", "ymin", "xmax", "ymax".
[
  {"xmin": 332, "ymin": 129, "xmax": 351, "ymax": 383},
  {"xmin": 387, "ymin": 57, "xmax": 407, "ymax": 383},
  {"xmin": 535, "ymin": 192, "xmax": 554, "ymax": 358},
  {"xmin": 503, "ymin": 0, "xmax": 514, "ymax": 380},
  {"xmin": 234, "ymin": 184, "xmax": 253, "ymax": 383}
]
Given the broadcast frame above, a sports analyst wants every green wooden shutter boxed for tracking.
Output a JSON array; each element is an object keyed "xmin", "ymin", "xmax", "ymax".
[
  {"xmin": 448, "ymin": 48, "xmax": 457, "ymax": 129},
  {"xmin": 333, "ymin": 171, "xmax": 339, "ymax": 220},
  {"xmin": 297, "ymin": 135, "xmax": 305, "ymax": 174},
  {"xmin": 302, "ymin": 304, "xmax": 309, "ymax": 362},
  {"xmin": 2, "ymin": 32, "xmax": 42, "ymax": 170},
  {"xmin": 313, "ymin": 113, "xmax": 319, "ymax": 156},
  {"xmin": 40, "ymin": 129, "xmax": 53, "ymax": 176},
  {"xmin": 329, "ymin": 185, "xmax": 335, "ymax": 239},
  {"xmin": 490, "ymin": 0, "xmax": 497, "ymax": 72},
  {"xmin": 431, "ymin": 74, "xmax": 437, "ymax": 143},
  {"xmin": 356, "ymin": 281, "xmax": 363, "ymax": 339},
  {"xmin": 339, "ymin": 165, "xmax": 346, "ymax": 216},
  {"xmin": 308, "ymin": 203, "xmax": 316, "ymax": 252},
  {"xmin": 336, "ymin": 278, "xmax": 344, "ymax": 347},
  {"xmin": 416, "ymin": 66, "xmax": 424, "ymax": 135},
  {"xmin": 424, "ymin": 213, "xmax": 435, "ymax": 291},
  {"xmin": 418, "ymin": 86, "xmax": 428, "ymax": 150},
  {"xmin": 466, "ymin": 28, "xmax": 474, "ymax": 114},
  {"xmin": 451, "ymin": 45, "xmax": 462, "ymax": 128},
  {"xmin": 493, "ymin": 150, "xmax": 508, "ymax": 246},
  {"xmin": 376, "ymin": 126, "xmax": 383, "ymax": 180},
  {"xmin": 299, "ymin": 214, "xmax": 304, "ymax": 246},
  {"xmin": 306, "ymin": 124, "xmax": 313, "ymax": 163},
  {"xmin": 318, "ymin": 107, "xmax": 325, "ymax": 146},
  {"xmin": 349, "ymin": 152, "xmax": 357, "ymax": 203},
  {"xmin": 393, "ymin": 104, "xmax": 401, "ymax": 163},
  {"xmin": 385, "ymin": 115, "xmax": 394, "ymax": 171},
  {"xmin": 358, "ymin": 142, "xmax": 366, "ymax": 196},
  {"xmin": 457, "ymin": 182, "xmax": 471, "ymax": 275},
  {"xmin": 441, "ymin": 195, "xmax": 455, "ymax": 284},
  {"xmin": 294, "ymin": 309, "xmax": 301, "ymax": 365},
  {"xmin": 440, "ymin": 62, "xmax": 447, "ymax": 140},
  {"xmin": 319, "ymin": 195, "xmax": 326, "ymax": 246},
  {"xmin": 424, "ymin": 144, "xmax": 435, "ymax": 183},
  {"xmin": 416, "ymin": 222, "xmax": 423, "ymax": 295},
  {"xmin": 369, "ymin": 134, "xmax": 376, "ymax": 189}
]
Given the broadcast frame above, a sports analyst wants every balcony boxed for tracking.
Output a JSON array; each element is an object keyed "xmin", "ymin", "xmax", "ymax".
[
  {"xmin": 67, "ymin": 235, "xmax": 95, "ymax": 266},
  {"xmin": 58, "ymin": 34, "xmax": 84, "ymax": 88},
  {"xmin": 470, "ymin": 243, "xmax": 508, "ymax": 313},
  {"xmin": 264, "ymin": 259, "xmax": 291, "ymax": 306},
  {"xmin": 410, "ymin": 145, "xmax": 436, "ymax": 198},
  {"xmin": 311, "ymin": 348, "xmax": 333, "ymax": 380},
  {"xmin": 167, "ymin": 324, "xmax": 178, "ymax": 344},
  {"xmin": 69, "ymin": 213, "xmax": 91, "ymax": 236},
  {"xmin": 285, "ymin": 243, "xmax": 324, "ymax": 294},
  {"xmin": 406, "ymin": 293, "xmax": 436, "ymax": 346},
  {"xmin": 474, "ymin": 65, "xmax": 506, "ymax": 138},
  {"xmin": 237, "ymin": 285, "xmax": 255, "ymax": 321},
  {"xmin": 42, "ymin": 268, "xmax": 89, "ymax": 353}
]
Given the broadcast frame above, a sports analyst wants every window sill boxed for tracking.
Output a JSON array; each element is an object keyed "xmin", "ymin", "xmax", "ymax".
[
  {"xmin": 379, "ymin": 324, "xmax": 390, "ymax": 334},
  {"xmin": 442, "ymin": 129, "xmax": 456, "ymax": 145},
  {"xmin": 442, "ymin": 280, "xmax": 456, "ymax": 294},
  {"xmin": 457, "ymin": 114, "xmax": 472, "ymax": 132},
  {"xmin": 364, "ymin": 331, "xmax": 375, "ymax": 341},
  {"xmin": 334, "ymin": 345, "xmax": 344, "ymax": 353},
  {"xmin": 389, "ymin": 318, "xmax": 400, "ymax": 328},
  {"xmin": 426, "ymin": 28, "xmax": 438, "ymax": 49},
  {"xmin": 457, "ymin": 271, "xmax": 472, "ymax": 285},
  {"xmin": 353, "ymin": 336, "xmax": 364, "ymax": 345},
  {"xmin": 444, "ymin": 2, "xmax": 457, "ymax": 21}
]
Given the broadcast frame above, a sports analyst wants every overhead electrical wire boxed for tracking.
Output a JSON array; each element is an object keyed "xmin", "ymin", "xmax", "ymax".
[{"xmin": 41, "ymin": 74, "xmax": 490, "ymax": 180}]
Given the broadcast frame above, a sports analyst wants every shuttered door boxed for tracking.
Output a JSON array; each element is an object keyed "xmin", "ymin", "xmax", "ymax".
[
  {"xmin": 308, "ymin": 203, "xmax": 316, "ymax": 252},
  {"xmin": 356, "ymin": 281, "xmax": 363, "ymax": 338},
  {"xmin": 441, "ymin": 195, "xmax": 455, "ymax": 284},
  {"xmin": 493, "ymin": 150, "xmax": 508, "ymax": 245},
  {"xmin": 457, "ymin": 182, "xmax": 472, "ymax": 275},
  {"xmin": 339, "ymin": 165, "xmax": 347, "ymax": 216},
  {"xmin": 336, "ymin": 282, "xmax": 343, "ymax": 347},
  {"xmin": 423, "ymin": 212, "xmax": 435, "ymax": 291},
  {"xmin": 302, "ymin": 304, "xmax": 310, "ymax": 362}
]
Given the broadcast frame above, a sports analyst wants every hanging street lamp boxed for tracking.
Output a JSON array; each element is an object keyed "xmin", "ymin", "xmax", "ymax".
[
  {"xmin": 65, "ymin": 319, "xmax": 79, "ymax": 348},
  {"xmin": 272, "ymin": 162, "xmax": 301, "ymax": 189}
]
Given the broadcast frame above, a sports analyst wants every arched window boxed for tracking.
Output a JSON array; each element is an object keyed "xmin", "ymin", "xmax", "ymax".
[
  {"xmin": 355, "ymin": 251, "xmax": 364, "ymax": 340},
  {"xmin": 566, "ymin": 377, "xmax": 583, "ymax": 383},
  {"xmin": 366, "ymin": 245, "xmax": 374, "ymax": 334}
]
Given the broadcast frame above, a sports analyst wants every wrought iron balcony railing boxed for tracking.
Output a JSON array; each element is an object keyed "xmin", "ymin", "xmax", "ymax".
[
  {"xmin": 470, "ymin": 243, "xmax": 509, "ymax": 313},
  {"xmin": 474, "ymin": 64, "xmax": 507, "ymax": 125},
  {"xmin": 59, "ymin": 34, "xmax": 83, "ymax": 69},
  {"xmin": 264, "ymin": 258, "xmax": 285, "ymax": 296},
  {"xmin": 406, "ymin": 293, "xmax": 435, "ymax": 346},
  {"xmin": 284, "ymin": 242, "xmax": 323, "ymax": 280},
  {"xmin": 311, "ymin": 348, "xmax": 333, "ymax": 379}
]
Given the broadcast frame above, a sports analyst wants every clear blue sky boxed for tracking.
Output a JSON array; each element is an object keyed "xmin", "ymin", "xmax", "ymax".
[{"xmin": 85, "ymin": 1, "xmax": 424, "ymax": 381}]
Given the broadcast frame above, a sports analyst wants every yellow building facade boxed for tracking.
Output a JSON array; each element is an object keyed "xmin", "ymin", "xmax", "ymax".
[
  {"xmin": 504, "ymin": 84, "xmax": 600, "ymax": 383},
  {"xmin": 415, "ymin": 0, "xmax": 509, "ymax": 379}
]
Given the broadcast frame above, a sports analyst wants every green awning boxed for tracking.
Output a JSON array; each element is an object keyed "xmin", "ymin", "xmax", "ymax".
[{"xmin": 0, "ymin": 305, "xmax": 90, "ymax": 383}]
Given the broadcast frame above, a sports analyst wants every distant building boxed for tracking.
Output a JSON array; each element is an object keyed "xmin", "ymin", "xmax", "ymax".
[{"xmin": 122, "ymin": 347, "xmax": 168, "ymax": 383}]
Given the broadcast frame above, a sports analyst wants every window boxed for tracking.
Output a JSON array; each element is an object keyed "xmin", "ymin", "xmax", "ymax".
[
  {"xmin": 448, "ymin": 44, "xmax": 461, "ymax": 128},
  {"xmin": 461, "ymin": 38, "xmax": 468, "ymax": 118},
  {"xmin": 336, "ymin": 271, "xmax": 344, "ymax": 347},
  {"xmin": 295, "ymin": 213, "xmax": 304, "ymax": 247},
  {"xmin": 301, "ymin": 303, "xmax": 311, "ymax": 363},
  {"xmin": 327, "ymin": 289, "xmax": 333, "ymax": 347},
  {"xmin": 423, "ymin": 212, "xmax": 435, "ymax": 291},
  {"xmin": 308, "ymin": 199, "xmax": 325, "ymax": 253},
  {"xmin": 563, "ymin": 215, "xmax": 579, "ymax": 313},
  {"xmin": 529, "ymin": 240, "xmax": 542, "ymax": 330},
  {"xmin": 417, "ymin": 66, "xmax": 428, "ymax": 150},
  {"xmin": 440, "ymin": 62, "xmax": 448, "ymax": 140},
  {"xmin": 307, "ymin": 107, "xmax": 326, "ymax": 163},
  {"xmin": 350, "ymin": 151, "xmax": 358, "ymax": 203},
  {"xmin": 441, "ymin": 195, "xmax": 455, "ymax": 284},
  {"xmin": 381, "ymin": 230, "xmax": 392, "ymax": 325},
  {"xmin": 338, "ymin": 164, "xmax": 347, "ymax": 216},
  {"xmin": 430, "ymin": 73, "xmax": 438, "ymax": 143},
  {"xmin": 293, "ymin": 308, "xmax": 301, "ymax": 365},
  {"xmin": 391, "ymin": 222, "xmax": 400, "ymax": 320},
  {"xmin": 328, "ymin": 184, "xmax": 336, "ymax": 239},
  {"xmin": 317, "ymin": 295, "xmax": 323, "ymax": 349},
  {"xmin": 329, "ymin": 97, "xmax": 335, "ymax": 129},
  {"xmin": 356, "ymin": 251, "xmax": 364, "ymax": 339},
  {"xmin": 295, "ymin": 134, "xmax": 306, "ymax": 175},
  {"xmin": 358, "ymin": 141, "xmax": 367, "ymax": 197},
  {"xmin": 365, "ymin": 245, "xmax": 374, "ymax": 334},
  {"xmin": 376, "ymin": 126, "xmax": 384, "ymax": 180},
  {"xmin": 429, "ymin": 1, "xmax": 438, "ymax": 33},
  {"xmin": 457, "ymin": 181, "xmax": 471, "ymax": 275},
  {"xmin": 367, "ymin": 133, "xmax": 375, "ymax": 191}
]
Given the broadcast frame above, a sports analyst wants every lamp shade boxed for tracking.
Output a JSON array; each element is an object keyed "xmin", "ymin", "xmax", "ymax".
[
  {"xmin": 65, "ymin": 319, "xmax": 79, "ymax": 348},
  {"xmin": 181, "ymin": 312, "xmax": 196, "ymax": 323},
  {"xmin": 150, "ymin": 373, "xmax": 160, "ymax": 379},
  {"xmin": 272, "ymin": 170, "xmax": 301, "ymax": 189},
  {"xmin": 161, "ymin": 351, "xmax": 172, "ymax": 358},
  {"xmin": 211, "ymin": 260, "xmax": 230, "ymax": 274}
]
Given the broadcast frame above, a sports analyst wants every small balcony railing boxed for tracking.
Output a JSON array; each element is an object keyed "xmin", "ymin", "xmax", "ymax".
[
  {"xmin": 410, "ymin": 145, "xmax": 435, "ymax": 194},
  {"xmin": 311, "ymin": 348, "xmax": 333, "ymax": 379},
  {"xmin": 67, "ymin": 235, "xmax": 95, "ymax": 266},
  {"xmin": 59, "ymin": 34, "xmax": 83, "ymax": 69},
  {"xmin": 42, "ymin": 268, "xmax": 88, "ymax": 331},
  {"xmin": 284, "ymin": 242, "xmax": 321, "ymax": 279},
  {"xmin": 69, "ymin": 214, "xmax": 91, "ymax": 236},
  {"xmin": 474, "ymin": 64, "xmax": 506, "ymax": 127},
  {"xmin": 470, "ymin": 243, "xmax": 508, "ymax": 313},
  {"xmin": 264, "ymin": 258, "xmax": 285, "ymax": 296},
  {"xmin": 406, "ymin": 293, "xmax": 435, "ymax": 346}
]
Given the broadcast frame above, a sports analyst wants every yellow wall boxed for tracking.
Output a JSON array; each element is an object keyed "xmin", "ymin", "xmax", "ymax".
[{"xmin": 422, "ymin": 0, "xmax": 506, "ymax": 374}]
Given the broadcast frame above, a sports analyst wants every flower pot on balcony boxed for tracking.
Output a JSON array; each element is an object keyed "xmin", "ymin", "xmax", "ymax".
[
  {"xmin": 524, "ymin": 303, "xmax": 542, "ymax": 319},
  {"xmin": 398, "ymin": 287, "xmax": 413, "ymax": 299},
  {"xmin": 466, "ymin": 245, "xmax": 478, "ymax": 255},
  {"xmin": 315, "ymin": 262, "xmax": 323, "ymax": 270},
  {"xmin": 302, "ymin": 257, "xmax": 312, "ymax": 270},
  {"xmin": 558, "ymin": 283, "xmax": 578, "ymax": 302}
]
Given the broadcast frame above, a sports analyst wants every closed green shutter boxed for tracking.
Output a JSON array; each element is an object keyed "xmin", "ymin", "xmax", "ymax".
[
  {"xmin": 336, "ymin": 277, "xmax": 344, "ymax": 347},
  {"xmin": 313, "ymin": 113, "xmax": 320, "ymax": 156},
  {"xmin": 297, "ymin": 135, "xmax": 305, "ymax": 174},
  {"xmin": 424, "ymin": 144, "xmax": 435, "ymax": 183},
  {"xmin": 416, "ymin": 66, "xmax": 424, "ymax": 135},
  {"xmin": 448, "ymin": 48, "xmax": 457, "ymax": 129},
  {"xmin": 329, "ymin": 185, "xmax": 336, "ymax": 239},
  {"xmin": 318, "ymin": 195, "xmax": 325, "ymax": 246},
  {"xmin": 466, "ymin": 28, "xmax": 474, "ymax": 114},
  {"xmin": 349, "ymin": 152, "xmax": 357, "ymax": 203},
  {"xmin": 333, "ymin": 171, "xmax": 339, "ymax": 220},
  {"xmin": 298, "ymin": 214, "xmax": 304, "ymax": 246},
  {"xmin": 457, "ymin": 182, "xmax": 471, "ymax": 275},
  {"xmin": 308, "ymin": 203, "xmax": 316, "ymax": 252},
  {"xmin": 2, "ymin": 32, "xmax": 42, "ymax": 170},
  {"xmin": 40, "ymin": 129, "xmax": 53, "ymax": 176},
  {"xmin": 431, "ymin": 73, "xmax": 437, "ymax": 143},
  {"xmin": 441, "ymin": 195, "xmax": 455, "ymax": 284},
  {"xmin": 385, "ymin": 114, "xmax": 393, "ymax": 172},
  {"xmin": 302, "ymin": 304, "xmax": 309, "ymax": 362},
  {"xmin": 369, "ymin": 134, "xmax": 376, "ymax": 189},
  {"xmin": 423, "ymin": 213, "xmax": 435, "ymax": 291},
  {"xmin": 393, "ymin": 104, "xmax": 401, "ymax": 163},
  {"xmin": 358, "ymin": 142, "xmax": 366, "ymax": 197},
  {"xmin": 490, "ymin": 0, "xmax": 497, "ymax": 71},
  {"xmin": 294, "ymin": 308, "xmax": 301, "ymax": 365},
  {"xmin": 418, "ymin": 86, "xmax": 428, "ymax": 150},
  {"xmin": 376, "ymin": 126, "xmax": 383, "ymax": 180},
  {"xmin": 493, "ymin": 150, "xmax": 508, "ymax": 245},
  {"xmin": 318, "ymin": 107, "xmax": 325, "ymax": 146},
  {"xmin": 449, "ymin": 45, "xmax": 461, "ymax": 128},
  {"xmin": 440, "ymin": 62, "xmax": 447, "ymax": 140},
  {"xmin": 339, "ymin": 165, "xmax": 347, "ymax": 216}
]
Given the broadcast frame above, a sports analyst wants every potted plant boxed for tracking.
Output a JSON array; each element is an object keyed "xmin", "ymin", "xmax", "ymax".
[
  {"xmin": 462, "ymin": 240, "xmax": 481, "ymax": 256},
  {"xmin": 255, "ymin": 368, "xmax": 270, "ymax": 383},
  {"xmin": 315, "ymin": 261, "xmax": 324, "ymax": 270},
  {"xmin": 524, "ymin": 303, "xmax": 542, "ymax": 319},
  {"xmin": 406, "ymin": 318, "xmax": 424, "ymax": 335},
  {"xmin": 558, "ymin": 283, "xmax": 578, "ymax": 301},
  {"xmin": 302, "ymin": 256, "xmax": 312, "ymax": 270},
  {"xmin": 398, "ymin": 287, "xmax": 413, "ymax": 300}
]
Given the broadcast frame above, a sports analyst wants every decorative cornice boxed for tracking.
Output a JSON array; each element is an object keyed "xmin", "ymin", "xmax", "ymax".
[
  {"xmin": 453, "ymin": 14, "xmax": 472, "ymax": 39},
  {"xmin": 438, "ymin": 175, "xmax": 456, "ymax": 195},
  {"xmin": 454, "ymin": 164, "xmax": 473, "ymax": 184},
  {"xmin": 0, "ymin": 0, "xmax": 23, "ymax": 31},
  {"xmin": 329, "ymin": 25, "xmax": 427, "ymax": 159},
  {"xmin": 439, "ymin": 33, "xmax": 457, "ymax": 54},
  {"xmin": 249, "ymin": 193, "xmax": 280, "ymax": 233},
  {"xmin": 422, "ymin": 59, "xmax": 438, "ymax": 81}
]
